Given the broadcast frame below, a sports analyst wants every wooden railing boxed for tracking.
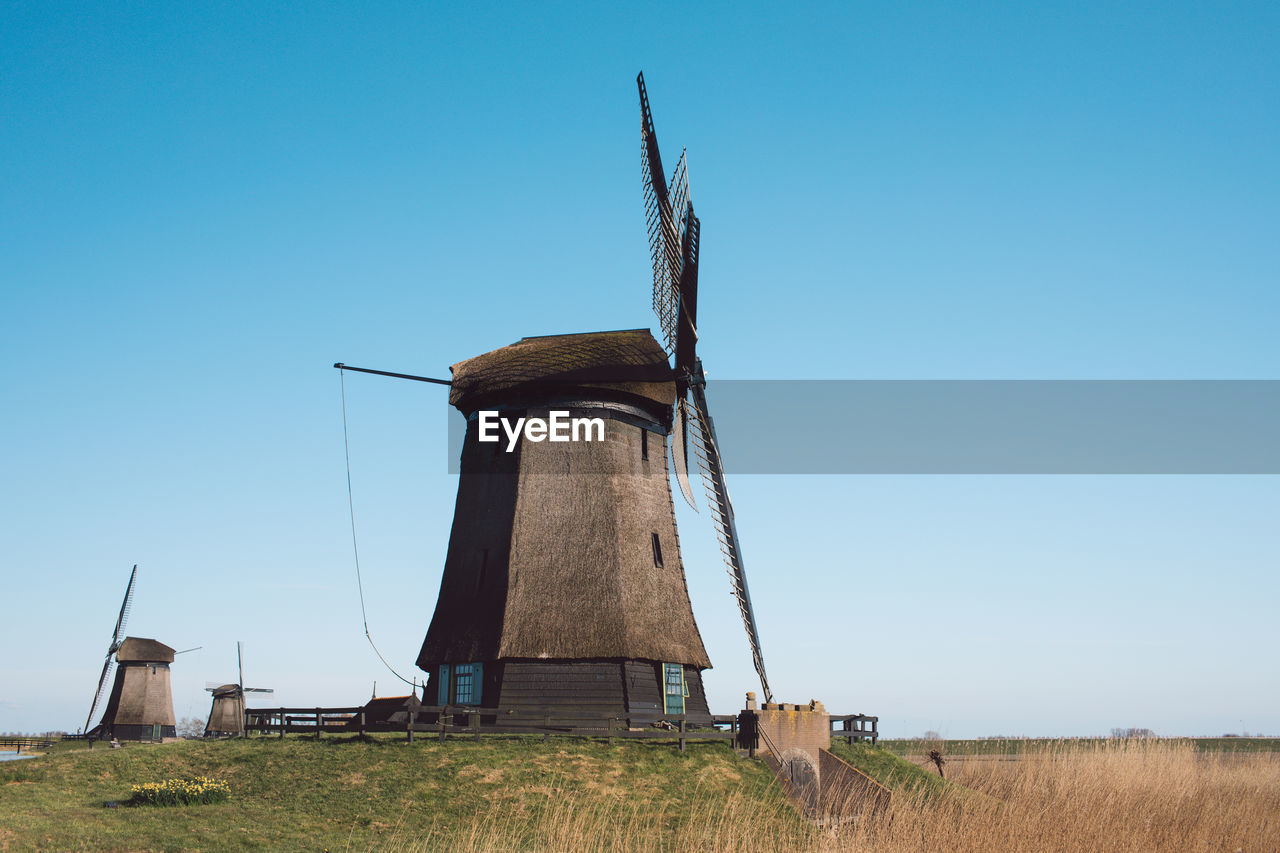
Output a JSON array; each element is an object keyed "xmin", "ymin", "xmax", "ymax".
[
  {"xmin": 830, "ymin": 714, "xmax": 879, "ymax": 744},
  {"xmin": 242, "ymin": 705, "xmax": 874, "ymax": 752},
  {"xmin": 0, "ymin": 737, "xmax": 55, "ymax": 753},
  {"xmin": 244, "ymin": 705, "xmax": 745, "ymax": 752}
]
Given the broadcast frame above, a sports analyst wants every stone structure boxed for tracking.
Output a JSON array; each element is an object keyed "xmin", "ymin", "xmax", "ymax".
[
  {"xmin": 757, "ymin": 699, "xmax": 832, "ymax": 765},
  {"xmin": 748, "ymin": 695, "xmax": 890, "ymax": 819}
]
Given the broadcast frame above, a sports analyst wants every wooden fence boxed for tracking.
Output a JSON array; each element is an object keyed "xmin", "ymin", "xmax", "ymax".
[
  {"xmin": 244, "ymin": 705, "xmax": 877, "ymax": 751},
  {"xmin": 245, "ymin": 705, "xmax": 745, "ymax": 751},
  {"xmin": 830, "ymin": 714, "xmax": 879, "ymax": 745},
  {"xmin": 0, "ymin": 737, "xmax": 55, "ymax": 753}
]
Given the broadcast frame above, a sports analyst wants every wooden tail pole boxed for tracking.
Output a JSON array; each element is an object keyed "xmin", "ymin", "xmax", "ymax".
[{"xmin": 333, "ymin": 363, "xmax": 451, "ymax": 386}]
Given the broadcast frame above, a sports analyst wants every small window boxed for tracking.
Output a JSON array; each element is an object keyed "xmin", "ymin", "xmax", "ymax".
[
  {"xmin": 663, "ymin": 663, "xmax": 685, "ymax": 714},
  {"xmin": 454, "ymin": 664, "xmax": 475, "ymax": 704},
  {"xmin": 450, "ymin": 662, "xmax": 483, "ymax": 705},
  {"xmin": 641, "ymin": 429, "xmax": 649, "ymax": 461},
  {"xmin": 651, "ymin": 532, "xmax": 663, "ymax": 568}
]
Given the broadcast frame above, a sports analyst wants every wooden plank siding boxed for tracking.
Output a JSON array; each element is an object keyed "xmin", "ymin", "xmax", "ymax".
[
  {"xmin": 423, "ymin": 659, "xmax": 713, "ymax": 728},
  {"xmin": 623, "ymin": 661, "xmax": 663, "ymax": 724},
  {"xmin": 498, "ymin": 660, "xmax": 626, "ymax": 727}
]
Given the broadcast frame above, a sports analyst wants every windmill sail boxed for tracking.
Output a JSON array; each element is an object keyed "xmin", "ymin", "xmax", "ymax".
[
  {"xmin": 112, "ymin": 566, "xmax": 136, "ymax": 650},
  {"xmin": 640, "ymin": 73, "xmax": 689, "ymax": 357},
  {"xmin": 640, "ymin": 71, "xmax": 701, "ymax": 508},
  {"xmin": 84, "ymin": 564, "xmax": 137, "ymax": 733},
  {"xmin": 84, "ymin": 657, "xmax": 116, "ymax": 734},
  {"xmin": 640, "ymin": 73, "xmax": 772, "ymax": 702},
  {"xmin": 689, "ymin": 375, "xmax": 773, "ymax": 704}
]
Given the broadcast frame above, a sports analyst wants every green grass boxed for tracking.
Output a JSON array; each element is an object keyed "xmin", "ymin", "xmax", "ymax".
[
  {"xmin": 1, "ymin": 734, "xmax": 1062, "ymax": 850},
  {"xmin": 0, "ymin": 734, "xmax": 797, "ymax": 851},
  {"xmin": 827, "ymin": 741, "xmax": 958, "ymax": 800},
  {"xmin": 879, "ymin": 737, "xmax": 1280, "ymax": 756}
]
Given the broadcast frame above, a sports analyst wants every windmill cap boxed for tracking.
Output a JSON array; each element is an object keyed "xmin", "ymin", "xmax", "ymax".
[
  {"xmin": 115, "ymin": 637, "xmax": 176, "ymax": 663},
  {"xmin": 448, "ymin": 329, "xmax": 675, "ymax": 416}
]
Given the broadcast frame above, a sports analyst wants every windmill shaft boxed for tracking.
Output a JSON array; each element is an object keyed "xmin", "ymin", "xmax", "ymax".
[{"xmin": 689, "ymin": 376, "xmax": 773, "ymax": 703}]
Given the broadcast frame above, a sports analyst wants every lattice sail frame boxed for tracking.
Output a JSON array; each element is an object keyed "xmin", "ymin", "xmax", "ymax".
[
  {"xmin": 687, "ymin": 388, "xmax": 773, "ymax": 702},
  {"xmin": 641, "ymin": 110, "xmax": 691, "ymax": 354},
  {"xmin": 84, "ymin": 564, "xmax": 137, "ymax": 734},
  {"xmin": 638, "ymin": 72, "xmax": 773, "ymax": 703}
]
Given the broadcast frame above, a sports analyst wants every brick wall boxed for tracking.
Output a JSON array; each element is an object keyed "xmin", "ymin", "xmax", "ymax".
[{"xmin": 756, "ymin": 701, "xmax": 830, "ymax": 765}]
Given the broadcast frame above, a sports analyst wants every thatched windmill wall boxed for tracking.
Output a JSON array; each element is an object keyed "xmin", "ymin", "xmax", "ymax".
[
  {"xmin": 92, "ymin": 637, "xmax": 177, "ymax": 740},
  {"xmin": 417, "ymin": 329, "xmax": 713, "ymax": 726}
]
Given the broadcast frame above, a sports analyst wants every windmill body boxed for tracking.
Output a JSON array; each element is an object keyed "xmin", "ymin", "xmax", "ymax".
[
  {"xmin": 205, "ymin": 684, "xmax": 245, "ymax": 736},
  {"xmin": 416, "ymin": 329, "xmax": 713, "ymax": 725},
  {"xmin": 92, "ymin": 637, "xmax": 177, "ymax": 741},
  {"xmin": 204, "ymin": 683, "xmax": 273, "ymax": 735}
]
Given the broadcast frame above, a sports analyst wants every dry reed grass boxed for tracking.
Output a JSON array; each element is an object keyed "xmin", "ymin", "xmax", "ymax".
[{"xmin": 389, "ymin": 740, "xmax": 1280, "ymax": 852}]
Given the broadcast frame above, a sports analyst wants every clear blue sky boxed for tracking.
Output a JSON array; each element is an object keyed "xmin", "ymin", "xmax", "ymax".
[{"xmin": 2, "ymin": 2, "xmax": 1277, "ymax": 737}]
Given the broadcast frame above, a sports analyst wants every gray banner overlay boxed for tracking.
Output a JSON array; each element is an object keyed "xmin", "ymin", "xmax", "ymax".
[{"xmin": 447, "ymin": 381, "xmax": 1280, "ymax": 474}]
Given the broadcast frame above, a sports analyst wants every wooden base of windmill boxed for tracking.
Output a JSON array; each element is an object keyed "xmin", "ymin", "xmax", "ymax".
[{"xmin": 426, "ymin": 659, "xmax": 712, "ymax": 729}]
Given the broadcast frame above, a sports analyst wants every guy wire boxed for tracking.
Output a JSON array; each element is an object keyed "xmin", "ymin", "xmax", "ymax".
[{"xmin": 339, "ymin": 367, "xmax": 418, "ymax": 689}]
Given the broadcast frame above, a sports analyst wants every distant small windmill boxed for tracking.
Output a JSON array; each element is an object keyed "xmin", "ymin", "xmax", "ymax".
[{"xmin": 204, "ymin": 642, "xmax": 273, "ymax": 736}]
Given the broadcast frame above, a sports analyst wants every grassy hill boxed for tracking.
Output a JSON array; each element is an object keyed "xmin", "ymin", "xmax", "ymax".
[
  {"xmin": 6, "ymin": 735, "xmax": 1277, "ymax": 851},
  {"xmin": 827, "ymin": 740, "xmax": 952, "ymax": 799},
  {"xmin": 1, "ymin": 735, "xmax": 812, "ymax": 851}
]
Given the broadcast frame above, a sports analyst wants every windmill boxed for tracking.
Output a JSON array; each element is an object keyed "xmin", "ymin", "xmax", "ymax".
[
  {"xmin": 83, "ymin": 565, "xmax": 193, "ymax": 740},
  {"xmin": 203, "ymin": 642, "xmax": 274, "ymax": 736},
  {"xmin": 83, "ymin": 564, "xmax": 137, "ymax": 735},
  {"xmin": 637, "ymin": 71, "xmax": 773, "ymax": 702},
  {"xmin": 338, "ymin": 72, "xmax": 771, "ymax": 726}
]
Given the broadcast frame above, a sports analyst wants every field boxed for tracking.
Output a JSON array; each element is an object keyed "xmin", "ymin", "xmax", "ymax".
[
  {"xmin": 880, "ymin": 736, "xmax": 1280, "ymax": 756},
  {"xmin": 1, "ymin": 735, "xmax": 1277, "ymax": 851}
]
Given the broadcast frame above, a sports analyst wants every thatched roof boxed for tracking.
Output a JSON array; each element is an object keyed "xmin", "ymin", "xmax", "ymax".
[
  {"xmin": 449, "ymin": 329, "xmax": 675, "ymax": 415},
  {"xmin": 115, "ymin": 637, "xmax": 175, "ymax": 663}
]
